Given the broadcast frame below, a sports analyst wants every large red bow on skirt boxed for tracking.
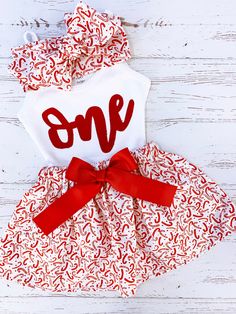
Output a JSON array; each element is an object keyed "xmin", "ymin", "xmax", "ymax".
[{"xmin": 33, "ymin": 148, "xmax": 177, "ymax": 235}]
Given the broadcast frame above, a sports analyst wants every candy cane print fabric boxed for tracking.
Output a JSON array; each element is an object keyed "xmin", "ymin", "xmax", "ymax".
[
  {"xmin": 8, "ymin": 1, "xmax": 131, "ymax": 92},
  {"xmin": 0, "ymin": 142, "xmax": 235, "ymax": 297}
]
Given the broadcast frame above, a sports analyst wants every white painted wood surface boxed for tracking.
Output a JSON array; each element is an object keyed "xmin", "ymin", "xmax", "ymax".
[{"xmin": 0, "ymin": 0, "xmax": 236, "ymax": 313}]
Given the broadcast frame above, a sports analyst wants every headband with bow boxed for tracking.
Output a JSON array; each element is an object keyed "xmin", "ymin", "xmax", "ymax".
[{"xmin": 9, "ymin": 1, "xmax": 131, "ymax": 92}]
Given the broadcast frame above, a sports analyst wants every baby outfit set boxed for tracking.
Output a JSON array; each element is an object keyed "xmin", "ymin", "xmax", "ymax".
[{"xmin": 0, "ymin": 1, "xmax": 235, "ymax": 297}]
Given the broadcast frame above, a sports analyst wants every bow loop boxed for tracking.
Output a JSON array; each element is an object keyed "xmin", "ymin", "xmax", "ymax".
[
  {"xmin": 66, "ymin": 157, "xmax": 94, "ymax": 182},
  {"xmin": 109, "ymin": 148, "xmax": 138, "ymax": 171},
  {"xmin": 65, "ymin": 2, "xmax": 118, "ymax": 47}
]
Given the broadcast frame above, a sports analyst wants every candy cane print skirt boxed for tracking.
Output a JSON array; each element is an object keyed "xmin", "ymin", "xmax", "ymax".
[{"xmin": 0, "ymin": 141, "xmax": 235, "ymax": 297}]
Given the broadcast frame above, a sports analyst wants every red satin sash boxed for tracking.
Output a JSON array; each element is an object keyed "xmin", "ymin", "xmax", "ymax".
[{"xmin": 33, "ymin": 148, "xmax": 178, "ymax": 235}]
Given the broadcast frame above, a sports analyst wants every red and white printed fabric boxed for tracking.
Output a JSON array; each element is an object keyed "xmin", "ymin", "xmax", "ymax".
[
  {"xmin": 8, "ymin": 1, "xmax": 131, "ymax": 92},
  {"xmin": 0, "ymin": 142, "xmax": 235, "ymax": 297}
]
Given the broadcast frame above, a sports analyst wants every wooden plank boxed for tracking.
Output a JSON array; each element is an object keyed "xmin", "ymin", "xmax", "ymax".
[
  {"xmin": 0, "ymin": 117, "xmax": 236, "ymax": 191},
  {"xmin": 1, "ymin": 297, "xmax": 236, "ymax": 313},
  {"xmin": 3, "ymin": 23, "xmax": 236, "ymax": 59},
  {"xmin": 3, "ymin": 0, "xmax": 236, "ymax": 59},
  {"xmin": 2, "ymin": 0, "xmax": 236, "ymax": 24},
  {"xmin": 2, "ymin": 58, "xmax": 236, "ymax": 122},
  {"xmin": 0, "ymin": 120, "xmax": 235, "ymax": 185}
]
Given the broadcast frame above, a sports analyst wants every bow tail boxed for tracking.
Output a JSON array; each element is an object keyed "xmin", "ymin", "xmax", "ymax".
[
  {"xmin": 33, "ymin": 183, "xmax": 101, "ymax": 235},
  {"xmin": 108, "ymin": 169, "xmax": 177, "ymax": 207}
]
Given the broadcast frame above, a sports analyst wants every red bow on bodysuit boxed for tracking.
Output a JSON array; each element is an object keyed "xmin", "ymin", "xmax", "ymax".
[{"xmin": 33, "ymin": 148, "xmax": 178, "ymax": 235}]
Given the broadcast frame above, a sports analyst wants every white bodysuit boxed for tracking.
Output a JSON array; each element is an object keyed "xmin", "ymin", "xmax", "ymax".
[{"xmin": 18, "ymin": 62, "xmax": 151, "ymax": 165}]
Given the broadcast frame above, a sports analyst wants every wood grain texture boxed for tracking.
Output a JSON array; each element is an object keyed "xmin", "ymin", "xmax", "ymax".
[
  {"xmin": 0, "ymin": 0, "xmax": 236, "ymax": 313},
  {"xmin": 2, "ymin": 297, "xmax": 236, "ymax": 314}
]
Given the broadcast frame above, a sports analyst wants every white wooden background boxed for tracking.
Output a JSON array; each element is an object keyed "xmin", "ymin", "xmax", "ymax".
[{"xmin": 0, "ymin": 0, "xmax": 236, "ymax": 313}]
